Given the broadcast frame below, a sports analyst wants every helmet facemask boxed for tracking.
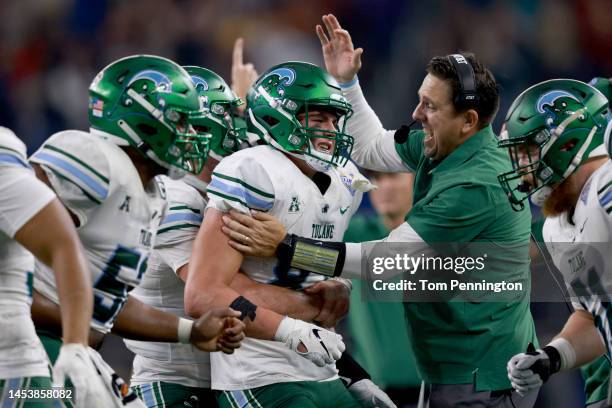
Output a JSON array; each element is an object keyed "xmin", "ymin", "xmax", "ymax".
[
  {"xmin": 249, "ymin": 84, "xmax": 354, "ymax": 168},
  {"xmin": 184, "ymin": 66, "xmax": 248, "ymax": 162},
  {"xmin": 498, "ymin": 107, "xmax": 602, "ymax": 211}
]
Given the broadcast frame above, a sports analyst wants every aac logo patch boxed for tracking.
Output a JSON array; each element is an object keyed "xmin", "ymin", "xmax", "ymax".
[{"xmin": 288, "ymin": 195, "xmax": 300, "ymax": 213}]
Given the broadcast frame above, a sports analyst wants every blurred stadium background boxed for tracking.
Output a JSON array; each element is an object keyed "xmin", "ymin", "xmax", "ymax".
[{"xmin": 3, "ymin": 0, "xmax": 611, "ymax": 406}]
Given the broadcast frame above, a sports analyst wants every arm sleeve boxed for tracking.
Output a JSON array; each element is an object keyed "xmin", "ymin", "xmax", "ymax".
[
  {"xmin": 341, "ymin": 81, "xmax": 414, "ymax": 172},
  {"xmin": 341, "ymin": 222, "xmax": 438, "ymax": 279},
  {"xmin": 0, "ymin": 166, "xmax": 56, "ymax": 237},
  {"xmin": 206, "ymin": 154, "xmax": 275, "ymax": 214}
]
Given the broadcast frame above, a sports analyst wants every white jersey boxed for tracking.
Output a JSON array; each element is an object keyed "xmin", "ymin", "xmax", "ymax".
[
  {"xmin": 30, "ymin": 130, "xmax": 167, "ymax": 334},
  {"xmin": 543, "ymin": 159, "xmax": 612, "ymax": 353},
  {"xmin": 126, "ymin": 176, "xmax": 211, "ymax": 388},
  {"xmin": 206, "ymin": 145, "xmax": 363, "ymax": 390},
  {"xmin": 0, "ymin": 127, "xmax": 54, "ymax": 378}
]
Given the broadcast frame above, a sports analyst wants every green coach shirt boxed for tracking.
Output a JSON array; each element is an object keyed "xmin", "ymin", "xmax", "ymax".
[
  {"xmin": 344, "ymin": 216, "xmax": 421, "ymax": 388},
  {"xmin": 394, "ymin": 125, "xmax": 536, "ymax": 391}
]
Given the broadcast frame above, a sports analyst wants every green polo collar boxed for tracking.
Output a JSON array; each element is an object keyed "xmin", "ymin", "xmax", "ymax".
[{"xmin": 429, "ymin": 125, "xmax": 496, "ymax": 174}]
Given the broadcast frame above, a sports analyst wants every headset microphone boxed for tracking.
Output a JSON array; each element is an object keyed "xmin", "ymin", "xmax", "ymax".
[{"xmin": 393, "ymin": 120, "xmax": 416, "ymax": 144}]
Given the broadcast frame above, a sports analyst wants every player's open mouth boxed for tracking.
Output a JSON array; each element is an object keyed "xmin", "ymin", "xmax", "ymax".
[
  {"xmin": 423, "ymin": 129, "xmax": 434, "ymax": 145},
  {"xmin": 315, "ymin": 141, "xmax": 333, "ymax": 153}
]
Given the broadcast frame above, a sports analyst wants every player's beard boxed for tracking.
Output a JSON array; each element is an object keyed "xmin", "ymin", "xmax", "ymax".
[{"xmin": 542, "ymin": 173, "xmax": 580, "ymax": 217}]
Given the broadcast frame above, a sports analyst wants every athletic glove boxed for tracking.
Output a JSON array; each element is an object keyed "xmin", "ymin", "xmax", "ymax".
[
  {"xmin": 507, "ymin": 342, "xmax": 562, "ymax": 396},
  {"xmin": 336, "ymin": 352, "xmax": 397, "ymax": 408},
  {"xmin": 349, "ymin": 379, "xmax": 397, "ymax": 408},
  {"xmin": 274, "ymin": 316, "xmax": 344, "ymax": 366},
  {"xmin": 52, "ymin": 343, "xmax": 112, "ymax": 408},
  {"xmin": 85, "ymin": 347, "xmax": 145, "ymax": 407}
]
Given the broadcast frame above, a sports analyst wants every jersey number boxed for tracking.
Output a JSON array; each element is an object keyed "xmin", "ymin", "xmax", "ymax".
[{"xmin": 93, "ymin": 245, "xmax": 149, "ymax": 326}]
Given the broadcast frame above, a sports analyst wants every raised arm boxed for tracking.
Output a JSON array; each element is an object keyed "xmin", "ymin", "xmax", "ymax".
[{"xmin": 316, "ymin": 14, "xmax": 410, "ymax": 172}]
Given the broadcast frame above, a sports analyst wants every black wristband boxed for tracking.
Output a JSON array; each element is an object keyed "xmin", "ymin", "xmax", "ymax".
[
  {"xmin": 542, "ymin": 345, "xmax": 562, "ymax": 375},
  {"xmin": 229, "ymin": 296, "xmax": 257, "ymax": 322},
  {"xmin": 526, "ymin": 343, "xmax": 561, "ymax": 383},
  {"xmin": 336, "ymin": 352, "xmax": 371, "ymax": 387},
  {"xmin": 275, "ymin": 233, "xmax": 346, "ymax": 277}
]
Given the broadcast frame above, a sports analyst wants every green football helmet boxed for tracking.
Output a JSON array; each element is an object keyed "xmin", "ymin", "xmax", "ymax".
[
  {"xmin": 498, "ymin": 79, "xmax": 609, "ymax": 210},
  {"xmin": 589, "ymin": 77, "xmax": 612, "ymax": 105},
  {"xmin": 183, "ymin": 66, "xmax": 248, "ymax": 159},
  {"xmin": 589, "ymin": 77, "xmax": 612, "ymax": 157},
  {"xmin": 89, "ymin": 55, "xmax": 209, "ymax": 175},
  {"xmin": 246, "ymin": 61, "xmax": 353, "ymax": 168}
]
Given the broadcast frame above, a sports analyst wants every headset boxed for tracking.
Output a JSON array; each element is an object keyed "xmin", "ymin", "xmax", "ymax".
[
  {"xmin": 448, "ymin": 53, "xmax": 478, "ymax": 110},
  {"xmin": 395, "ymin": 53, "xmax": 478, "ymax": 145}
]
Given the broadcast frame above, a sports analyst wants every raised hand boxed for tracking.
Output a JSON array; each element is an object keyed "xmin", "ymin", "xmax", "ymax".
[
  {"xmin": 316, "ymin": 14, "xmax": 363, "ymax": 83},
  {"xmin": 231, "ymin": 37, "xmax": 259, "ymax": 107}
]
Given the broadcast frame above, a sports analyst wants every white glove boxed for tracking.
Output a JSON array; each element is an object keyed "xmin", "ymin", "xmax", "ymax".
[
  {"xmin": 52, "ymin": 343, "xmax": 108, "ymax": 408},
  {"xmin": 507, "ymin": 351, "xmax": 548, "ymax": 396},
  {"xmin": 275, "ymin": 316, "xmax": 345, "ymax": 366},
  {"xmin": 85, "ymin": 347, "xmax": 146, "ymax": 408},
  {"xmin": 349, "ymin": 379, "xmax": 397, "ymax": 408}
]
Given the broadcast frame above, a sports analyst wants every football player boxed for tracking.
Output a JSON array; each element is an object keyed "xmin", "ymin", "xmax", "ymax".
[
  {"xmin": 125, "ymin": 65, "xmax": 257, "ymax": 408},
  {"xmin": 500, "ymin": 79, "xmax": 612, "ymax": 408},
  {"xmin": 27, "ymin": 55, "xmax": 245, "ymax": 405},
  {"xmin": 128, "ymin": 57, "xmax": 391, "ymax": 407},
  {"xmin": 0, "ymin": 127, "xmax": 101, "ymax": 407},
  {"xmin": 183, "ymin": 61, "xmax": 376, "ymax": 408}
]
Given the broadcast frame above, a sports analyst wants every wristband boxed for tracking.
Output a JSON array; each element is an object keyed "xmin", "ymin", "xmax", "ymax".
[
  {"xmin": 338, "ymin": 76, "xmax": 359, "ymax": 89},
  {"xmin": 336, "ymin": 352, "xmax": 371, "ymax": 387},
  {"xmin": 276, "ymin": 234, "xmax": 346, "ymax": 277},
  {"xmin": 274, "ymin": 316, "xmax": 295, "ymax": 342},
  {"xmin": 178, "ymin": 318, "xmax": 194, "ymax": 344},
  {"xmin": 546, "ymin": 337, "xmax": 576, "ymax": 371}
]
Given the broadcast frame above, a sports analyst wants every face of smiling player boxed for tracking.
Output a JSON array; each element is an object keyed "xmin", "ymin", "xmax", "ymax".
[
  {"xmin": 297, "ymin": 109, "xmax": 338, "ymax": 155},
  {"xmin": 412, "ymin": 73, "xmax": 470, "ymax": 161}
]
